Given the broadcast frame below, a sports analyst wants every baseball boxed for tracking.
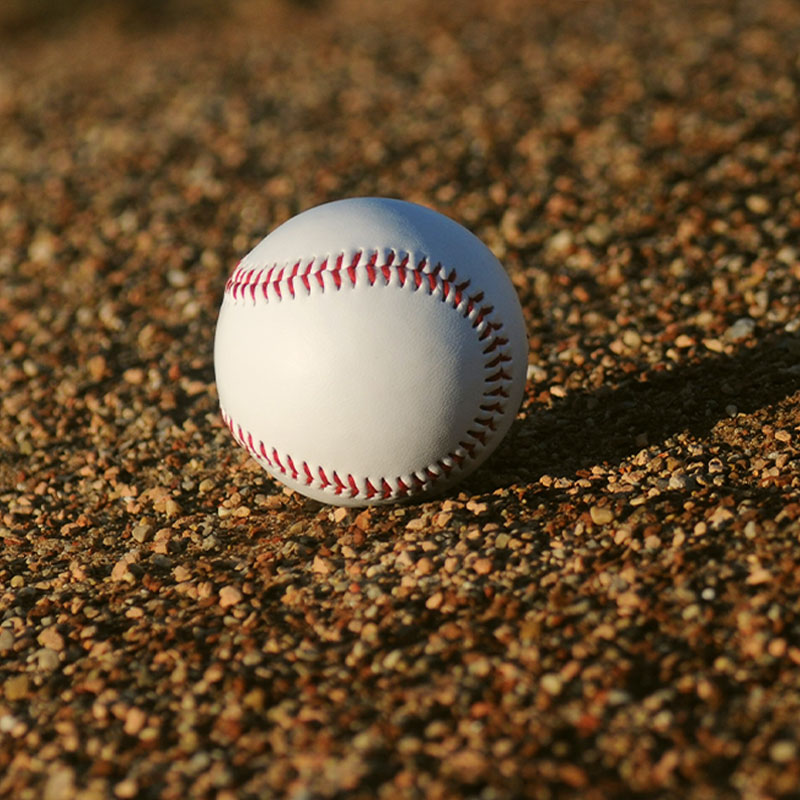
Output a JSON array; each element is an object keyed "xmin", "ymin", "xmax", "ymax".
[{"xmin": 214, "ymin": 197, "xmax": 528, "ymax": 506}]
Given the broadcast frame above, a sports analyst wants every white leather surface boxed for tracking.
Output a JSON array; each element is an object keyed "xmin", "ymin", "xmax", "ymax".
[{"xmin": 214, "ymin": 197, "xmax": 528, "ymax": 505}]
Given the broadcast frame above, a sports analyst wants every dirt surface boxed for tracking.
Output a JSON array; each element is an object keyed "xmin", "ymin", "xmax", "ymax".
[{"xmin": 2, "ymin": 1, "xmax": 800, "ymax": 798}]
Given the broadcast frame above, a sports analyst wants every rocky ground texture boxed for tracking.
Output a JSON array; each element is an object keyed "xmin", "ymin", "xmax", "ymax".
[{"xmin": 2, "ymin": 0, "xmax": 800, "ymax": 797}]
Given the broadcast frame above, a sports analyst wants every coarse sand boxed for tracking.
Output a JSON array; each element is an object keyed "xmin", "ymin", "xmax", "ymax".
[{"xmin": 2, "ymin": 1, "xmax": 800, "ymax": 797}]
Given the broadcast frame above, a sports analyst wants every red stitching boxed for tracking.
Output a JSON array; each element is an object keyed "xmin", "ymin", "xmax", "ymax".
[
  {"xmin": 483, "ymin": 336, "xmax": 508, "ymax": 354},
  {"xmin": 467, "ymin": 429, "xmax": 487, "ymax": 445},
  {"xmin": 487, "ymin": 368, "xmax": 513, "ymax": 383},
  {"xmin": 366, "ymin": 257, "xmax": 377, "ymax": 285},
  {"xmin": 459, "ymin": 441, "xmax": 476, "ymax": 458},
  {"xmin": 250, "ymin": 272, "xmax": 261, "ymax": 301},
  {"xmin": 333, "ymin": 472, "xmax": 346, "ymax": 494},
  {"xmin": 223, "ymin": 403, "xmax": 511, "ymax": 502},
  {"xmin": 485, "ymin": 352, "xmax": 512, "ymax": 369},
  {"xmin": 221, "ymin": 248, "xmax": 518, "ymax": 501}
]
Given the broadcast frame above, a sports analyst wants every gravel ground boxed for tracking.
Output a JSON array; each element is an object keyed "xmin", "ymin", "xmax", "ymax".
[{"xmin": 2, "ymin": 1, "xmax": 800, "ymax": 798}]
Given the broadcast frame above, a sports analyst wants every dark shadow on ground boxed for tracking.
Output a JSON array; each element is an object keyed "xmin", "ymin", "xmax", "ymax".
[{"xmin": 470, "ymin": 331, "xmax": 800, "ymax": 491}]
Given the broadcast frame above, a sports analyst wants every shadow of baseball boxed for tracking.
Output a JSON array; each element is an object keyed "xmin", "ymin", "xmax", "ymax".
[{"xmin": 468, "ymin": 330, "xmax": 800, "ymax": 492}]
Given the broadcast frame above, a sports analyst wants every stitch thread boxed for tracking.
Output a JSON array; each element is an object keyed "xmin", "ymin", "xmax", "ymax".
[{"xmin": 222, "ymin": 249, "xmax": 516, "ymax": 501}]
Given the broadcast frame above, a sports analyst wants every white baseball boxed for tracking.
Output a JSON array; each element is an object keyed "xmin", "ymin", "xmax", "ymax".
[{"xmin": 214, "ymin": 197, "xmax": 528, "ymax": 506}]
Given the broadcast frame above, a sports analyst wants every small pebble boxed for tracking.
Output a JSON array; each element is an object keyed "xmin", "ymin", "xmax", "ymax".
[
  {"xmin": 123, "ymin": 707, "xmax": 148, "ymax": 736},
  {"xmin": 745, "ymin": 194, "xmax": 770, "ymax": 214},
  {"xmin": 590, "ymin": 506, "xmax": 614, "ymax": 525},
  {"xmin": 473, "ymin": 558, "xmax": 493, "ymax": 575},
  {"xmin": 0, "ymin": 629, "xmax": 14, "ymax": 652},
  {"xmin": 724, "ymin": 317, "xmax": 756, "ymax": 341},
  {"xmin": 35, "ymin": 648, "xmax": 61, "ymax": 671},
  {"xmin": 540, "ymin": 674, "xmax": 564, "ymax": 696},
  {"xmin": 37, "ymin": 627, "xmax": 64, "ymax": 651},
  {"xmin": 131, "ymin": 522, "xmax": 153, "ymax": 543},
  {"xmin": 4, "ymin": 675, "xmax": 29, "ymax": 701},
  {"xmin": 114, "ymin": 779, "xmax": 139, "ymax": 799},
  {"xmin": 769, "ymin": 741, "xmax": 797, "ymax": 764},
  {"xmin": 219, "ymin": 586, "xmax": 243, "ymax": 608}
]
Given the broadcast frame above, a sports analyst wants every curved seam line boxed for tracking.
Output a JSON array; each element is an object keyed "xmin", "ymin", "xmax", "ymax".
[{"xmin": 221, "ymin": 249, "xmax": 515, "ymax": 500}]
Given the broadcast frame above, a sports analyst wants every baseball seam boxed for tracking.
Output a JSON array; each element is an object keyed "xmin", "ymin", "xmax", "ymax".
[{"xmin": 221, "ymin": 249, "xmax": 515, "ymax": 501}]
